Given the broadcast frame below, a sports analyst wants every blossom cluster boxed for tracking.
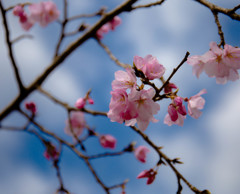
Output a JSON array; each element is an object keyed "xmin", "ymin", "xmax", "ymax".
[
  {"xmin": 108, "ymin": 55, "xmax": 165, "ymax": 131},
  {"xmin": 13, "ymin": 1, "xmax": 60, "ymax": 31},
  {"xmin": 187, "ymin": 42, "xmax": 240, "ymax": 84}
]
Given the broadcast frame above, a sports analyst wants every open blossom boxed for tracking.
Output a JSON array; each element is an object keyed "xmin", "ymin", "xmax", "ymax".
[
  {"xmin": 107, "ymin": 89, "xmax": 138, "ymax": 124},
  {"xmin": 112, "ymin": 68, "xmax": 137, "ymax": 90},
  {"xmin": 29, "ymin": 1, "xmax": 60, "ymax": 27},
  {"xmin": 99, "ymin": 134, "xmax": 117, "ymax": 149},
  {"xmin": 134, "ymin": 146, "xmax": 150, "ymax": 163},
  {"xmin": 137, "ymin": 169, "xmax": 157, "ymax": 185},
  {"xmin": 187, "ymin": 41, "xmax": 240, "ymax": 84},
  {"xmin": 64, "ymin": 111, "xmax": 86, "ymax": 138},
  {"xmin": 128, "ymin": 88, "xmax": 160, "ymax": 131},
  {"xmin": 187, "ymin": 89, "xmax": 207, "ymax": 119},
  {"xmin": 133, "ymin": 55, "xmax": 165, "ymax": 80}
]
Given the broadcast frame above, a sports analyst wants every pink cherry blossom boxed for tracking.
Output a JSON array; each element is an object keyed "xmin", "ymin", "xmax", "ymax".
[
  {"xmin": 29, "ymin": 1, "xmax": 60, "ymax": 27},
  {"xmin": 109, "ymin": 16, "xmax": 122, "ymax": 30},
  {"xmin": 13, "ymin": 5, "xmax": 34, "ymax": 31},
  {"xmin": 107, "ymin": 89, "xmax": 138, "ymax": 124},
  {"xmin": 87, "ymin": 98, "xmax": 94, "ymax": 104},
  {"xmin": 188, "ymin": 42, "xmax": 240, "ymax": 84},
  {"xmin": 64, "ymin": 111, "xmax": 86, "ymax": 138},
  {"xmin": 133, "ymin": 55, "xmax": 165, "ymax": 80},
  {"xmin": 99, "ymin": 134, "xmax": 117, "ymax": 149},
  {"xmin": 128, "ymin": 88, "xmax": 160, "ymax": 131},
  {"xmin": 43, "ymin": 143, "xmax": 59, "ymax": 161},
  {"xmin": 137, "ymin": 169, "xmax": 157, "ymax": 185},
  {"xmin": 96, "ymin": 24, "xmax": 111, "ymax": 39},
  {"xmin": 75, "ymin": 98, "xmax": 86, "ymax": 109},
  {"xmin": 112, "ymin": 68, "xmax": 137, "ymax": 90},
  {"xmin": 134, "ymin": 146, "xmax": 150, "ymax": 163},
  {"xmin": 164, "ymin": 112, "xmax": 186, "ymax": 126},
  {"xmin": 223, "ymin": 44, "xmax": 240, "ymax": 69},
  {"xmin": 187, "ymin": 89, "xmax": 207, "ymax": 119},
  {"xmin": 164, "ymin": 83, "xmax": 177, "ymax": 94},
  {"xmin": 25, "ymin": 101, "xmax": 37, "ymax": 114}
]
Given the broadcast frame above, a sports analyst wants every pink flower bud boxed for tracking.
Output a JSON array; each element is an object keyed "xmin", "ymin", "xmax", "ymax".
[
  {"xmin": 44, "ymin": 143, "xmax": 59, "ymax": 161},
  {"xmin": 134, "ymin": 146, "xmax": 150, "ymax": 163},
  {"xmin": 109, "ymin": 16, "xmax": 122, "ymax": 30},
  {"xmin": 13, "ymin": 5, "xmax": 24, "ymax": 16},
  {"xmin": 99, "ymin": 134, "xmax": 117, "ymax": 149},
  {"xmin": 164, "ymin": 83, "xmax": 177, "ymax": 93},
  {"xmin": 137, "ymin": 169, "xmax": 156, "ymax": 185},
  {"xmin": 25, "ymin": 101, "xmax": 37, "ymax": 114},
  {"xmin": 87, "ymin": 98, "xmax": 94, "ymax": 105}
]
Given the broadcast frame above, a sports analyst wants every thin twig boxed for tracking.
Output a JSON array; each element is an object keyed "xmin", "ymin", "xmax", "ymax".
[
  {"xmin": 0, "ymin": 1, "xmax": 25, "ymax": 92},
  {"xmin": 212, "ymin": 11, "xmax": 225, "ymax": 47},
  {"xmin": 96, "ymin": 39, "xmax": 130, "ymax": 69},
  {"xmin": 132, "ymin": 0, "xmax": 166, "ymax": 10}
]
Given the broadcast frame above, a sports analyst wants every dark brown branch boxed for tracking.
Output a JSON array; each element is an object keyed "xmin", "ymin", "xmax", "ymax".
[
  {"xmin": 96, "ymin": 39, "xmax": 130, "ymax": 69},
  {"xmin": 194, "ymin": 0, "xmax": 240, "ymax": 21},
  {"xmin": 0, "ymin": 0, "xmax": 138, "ymax": 121},
  {"xmin": 0, "ymin": 1, "xmax": 25, "ymax": 92},
  {"xmin": 132, "ymin": 0, "xmax": 166, "ymax": 10},
  {"xmin": 212, "ymin": 11, "xmax": 225, "ymax": 47}
]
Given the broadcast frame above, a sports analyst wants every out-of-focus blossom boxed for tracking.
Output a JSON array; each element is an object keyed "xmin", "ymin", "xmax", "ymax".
[
  {"xmin": 25, "ymin": 101, "xmax": 37, "ymax": 114},
  {"xmin": 133, "ymin": 55, "xmax": 165, "ymax": 80},
  {"xmin": 99, "ymin": 134, "xmax": 117, "ymax": 149},
  {"xmin": 187, "ymin": 89, "xmax": 207, "ymax": 119},
  {"xmin": 112, "ymin": 68, "xmax": 137, "ymax": 91},
  {"xmin": 137, "ymin": 169, "xmax": 157, "ymax": 185},
  {"xmin": 64, "ymin": 111, "xmax": 86, "ymax": 138},
  {"xmin": 188, "ymin": 41, "xmax": 240, "ymax": 84},
  {"xmin": 164, "ymin": 112, "xmax": 186, "ymax": 126},
  {"xmin": 75, "ymin": 98, "xmax": 86, "ymax": 109},
  {"xmin": 29, "ymin": 1, "xmax": 60, "ymax": 27},
  {"xmin": 43, "ymin": 142, "xmax": 59, "ymax": 161},
  {"xmin": 96, "ymin": 16, "xmax": 122, "ymax": 39},
  {"xmin": 134, "ymin": 146, "xmax": 150, "ymax": 163}
]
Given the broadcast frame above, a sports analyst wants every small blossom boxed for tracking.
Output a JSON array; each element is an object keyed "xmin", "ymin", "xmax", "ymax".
[
  {"xmin": 87, "ymin": 98, "xmax": 94, "ymax": 104},
  {"xmin": 43, "ymin": 142, "xmax": 59, "ymax": 161},
  {"xmin": 164, "ymin": 83, "xmax": 177, "ymax": 94},
  {"xmin": 25, "ymin": 101, "xmax": 37, "ymax": 114},
  {"xmin": 29, "ymin": 1, "xmax": 60, "ymax": 27},
  {"xmin": 75, "ymin": 98, "xmax": 86, "ymax": 109},
  {"xmin": 99, "ymin": 134, "xmax": 117, "ymax": 149},
  {"xmin": 64, "ymin": 111, "xmax": 86, "ymax": 138},
  {"xmin": 109, "ymin": 16, "xmax": 122, "ymax": 30},
  {"xmin": 137, "ymin": 169, "xmax": 157, "ymax": 185},
  {"xmin": 223, "ymin": 44, "xmax": 240, "ymax": 69},
  {"xmin": 13, "ymin": 5, "xmax": 24, "ymax": 16},
  {"xmin": 187, "ymin": 89, "xmax": 207, "ymax": 119},
  {"xmin": 134, "ymin": 146, "xmax": 150, "ymax": 163},
  {"xmin": 133, "ymin": 55, "xmax": 165, "ymax": 80},
  {"xmin": 112, "ymin": 68, "xmax": 137, "ymax": 91}
]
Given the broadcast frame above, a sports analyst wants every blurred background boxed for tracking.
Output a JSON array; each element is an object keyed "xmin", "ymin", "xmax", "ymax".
[{"xmin": 1, "ymin": 0, "xmax": 240, "ymax": 193}]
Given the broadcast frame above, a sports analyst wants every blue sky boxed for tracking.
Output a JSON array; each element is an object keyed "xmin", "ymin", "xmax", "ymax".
[{"xmin": 1, "ymin": 0, "xmax": 240, "ymax": 193}]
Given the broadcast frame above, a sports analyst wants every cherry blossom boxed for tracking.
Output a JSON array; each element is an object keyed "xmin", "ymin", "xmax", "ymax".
[
  {"xmin": 107, "ymin": 89, "xmax": 138, "ymax": 124},
  {"xmin": 164, "ymin": 112, "xmax": 186, "ymax": 126},
  {"xmin": 43, "ymin": 142, "xmax": 59, "ymax": 161},
  {"xmin": 13, "ymin": 5, "xmax": 34, "ymax": 31},
  {"xmin": 137, "ymin": 169, "xmax": 157, "ymax": 185},
  {"xmin": 128, "ymin": 88, "xmax": 160, "ymax": 131},
  {"xmin": 112, "ymin": 68, "xmax": 137, "ymax": 91},
  {"xmin": 99, "ymin": 134, "xmax": 117, "ymax": 149},
  {"xmin": 164, "ymin": 82, "xmax": 177, "ymax": 94},
  {"xmin": 187, "ymin": 89, "xmax": 207, "ymax": 119},
  {"xmin": 133, "ymin": 55, "xmax": 165, "ymax": 80},
  {"xmin": 96, "ymin": 16, "xmax": 122, "ymax": 39},
  {"xmin": 134, "ymin": 145, "xmax": 150, "ymax": 163},
  {"xmin": 64, "ymin": 111, "xmax": 86, "ymax": 138},
  {"xmin": 188, "ymin": 42, "xmax": 240, "ymax": 84},
  {"xmin": 29, "ymin": 1, "xmax": 60, "ymax": 27}
]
